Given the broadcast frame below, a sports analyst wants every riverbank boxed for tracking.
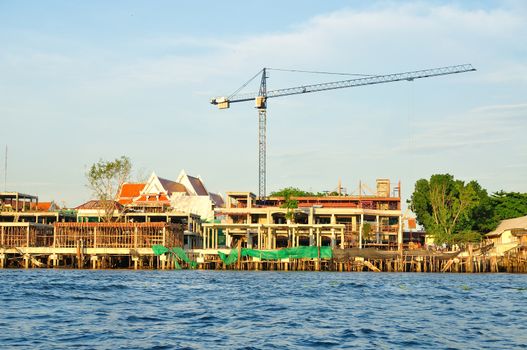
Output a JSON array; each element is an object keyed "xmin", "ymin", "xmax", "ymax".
[{"xmin": 2, "ymin": 245, "xmax": 526, "ymax": 273}]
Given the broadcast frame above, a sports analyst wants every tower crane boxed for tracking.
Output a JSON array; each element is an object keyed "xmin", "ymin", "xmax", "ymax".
[{"xmin": 211, "ymin": 64, "xmax": 476, "ymax": 200}]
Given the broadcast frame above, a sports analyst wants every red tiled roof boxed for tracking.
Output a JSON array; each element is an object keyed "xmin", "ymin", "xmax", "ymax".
[
  {"xmin": 36, "ymin": 202, "xmax": 53, "ymax": 211},
  {"xmin": 119, "ymin": 183, "xmax": 145, "ymax": 198},
  {"xmin": 75, "ymin": 200, "xmax": 123, "ymax": 210},
  {"xmin": 118, "ymin": 183, "xmax": 146, "ymax": 205},
  {"xmin": 134, "ymin": 193, "xmax": 170, "ymax": 203}
]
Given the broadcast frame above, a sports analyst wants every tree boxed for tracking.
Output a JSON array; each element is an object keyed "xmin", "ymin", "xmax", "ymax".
[
  {"xmin": 490, "ymin": 191, "xmax": 527, "ymax": 221},
  {"xmin": 86, "ymin": 156, "xmax": 132, "ymax": 221},
  {"xmin": 271, "ymin": 187, "xmax": 316, "ymax": 222},
  {"xmin": 409, "ymin": 174, "xmax": 490, "ymax": 244},
  {"xmin": 270, "ymin": 187, "xmax": 316, "ymax": 197}
]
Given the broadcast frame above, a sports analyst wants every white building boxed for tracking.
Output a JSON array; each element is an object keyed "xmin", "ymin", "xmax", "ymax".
[{"xmin": 118, "ymin": 170, "xmax": 224, "ymax": 220}]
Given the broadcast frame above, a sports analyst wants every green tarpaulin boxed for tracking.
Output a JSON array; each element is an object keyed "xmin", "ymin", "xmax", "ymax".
[
  {"xmin": 152, "ymin": 245, "xmax": 197, "ymax": 268},
  {"xmin": 153, "ymin": 245, "xmax": 333, "ymax": 268},
  {"xmin": 218, "ymin": 246, "xmax": 333, "ymax": 266}
]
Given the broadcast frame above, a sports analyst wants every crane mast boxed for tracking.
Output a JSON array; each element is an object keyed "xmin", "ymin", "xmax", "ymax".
[
  {"xmin": 257, "ymin": 68, "xmax": 268, "ymax": 200},
  {"xmin": 211, "ymin": 64, "xmax": 476, "ymax": 200}
]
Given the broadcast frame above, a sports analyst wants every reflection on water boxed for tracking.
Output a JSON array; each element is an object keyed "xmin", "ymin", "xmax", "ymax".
[{"xmin": 1, "ymin": 270, "xmax": 527, "ymax": 349}]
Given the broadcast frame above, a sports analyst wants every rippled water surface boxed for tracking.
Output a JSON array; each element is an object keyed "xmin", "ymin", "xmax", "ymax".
[{"xmin": 1, "ymin": 270, "xmax": 527, "ymax": 349}]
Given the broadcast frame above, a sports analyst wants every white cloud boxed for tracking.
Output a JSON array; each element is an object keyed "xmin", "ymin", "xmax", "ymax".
[
  {"xmin": 50, "ymin": 2, "xmax": 525, "ymax": 95},
  {"xmin": 395, "ymin": 102, "xmax": 527, "ymax": 154},
  {"xmin": 2, "ymin": 1, "xmax": 527, "ymax": 201}
]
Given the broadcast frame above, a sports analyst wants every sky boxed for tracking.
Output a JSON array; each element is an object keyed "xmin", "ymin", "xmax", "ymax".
[{"xmin": 0, "ymin": 0, "xmax": 526, "ymax": 207}]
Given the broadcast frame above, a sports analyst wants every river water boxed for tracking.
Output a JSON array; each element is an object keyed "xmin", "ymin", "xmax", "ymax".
[{"xmin": 0, "ymin": 270, "xmax": 526, "ymax": 349}]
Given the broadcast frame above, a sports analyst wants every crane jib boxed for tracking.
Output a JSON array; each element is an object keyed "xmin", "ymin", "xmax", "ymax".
[
  {"xmin": 210, "ymin": 63, "xmax": 476, "ymax": 199},
  {"xmin": 213, "ymin": 64, "xmax": 476, "ymax": 105}
]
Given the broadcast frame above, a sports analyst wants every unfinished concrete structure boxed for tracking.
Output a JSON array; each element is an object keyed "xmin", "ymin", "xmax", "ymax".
[
  {"xmin": 0, "ymin": 222, "xmax": 184, "ymax": 269},
  {"xmin": 202, "ymin": 179, "xmax": 403, "ymax": 251},
  {"xmin": 0, "ymin": 192, "xmax": 76, "ymax": 224}
]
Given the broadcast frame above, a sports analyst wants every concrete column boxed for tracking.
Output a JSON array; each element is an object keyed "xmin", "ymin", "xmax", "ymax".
[
  {"xmin": 50, "ymin": 254, "xmax": 58, "ymax": 267},
  {"xmin": 309, "ymin": 228, "xmax": 314, "ymax": 246},
  {"xmin": 296, "ymin": 232, "xmax": 300, "ymax": 247},
  {"xmin": 132, "ymin": 256, "xmax": 139, "ymax": 270},
  {"xmin": 226, "ymin": 230, "xmax": 232, "ymax": 248},
  {"xmin": 398, "ymin": 215, "xmax": 403, "ymax": 251},
  {"xmin": 376, "ymin": 215, "xmax": 380, "ymax": 244},
  {"xmin": 215, "ymin": 229, "xmax": 219, "ymax": 249},
  {"xmin": 359, "ymin": 214, "xmax": 364, "ymax": 249},
  {"xmin": 0, "ymin": 253, "xmax": 5, "ymax": 268},
  {"xmin": 160, "ymin": 254, "xmax": 167, "ymax": 270},
  {"xmin": 352, "ymin": 216, "xmax": 357, "ymax": 232},
  {"xmin": 91, "ymin": 255, "xmax": 98, "ymax": 269},
  {"xmin": 340, "ymin": 228, "xmax": 344, "ymax": 249},
  {"xmin": 331, "ymin": 228, "xmax": 336, "ymax": 248},
  {"xmin": 24, "ymin": 254, "xmax": 30, "ymax": 269},
  {"xmin": 257, "ymin": 227, "xmax": 261, "ymax": 249},
  {"xmin": 316, "ymin": 228, "xmax": 320, "ymax": 247},
  {"xmin": 246, "ymin": 230, "xmax": 252, "ymax": 249},
  {"xmin": 267, "ymin": 227, "xmax": 272, "ymax": 249}
]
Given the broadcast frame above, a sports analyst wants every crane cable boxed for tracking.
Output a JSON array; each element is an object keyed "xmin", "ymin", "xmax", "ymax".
[
  {"xmin": 228, "ymin": 69, "xmax": 264, "ymax": 100},
  {"xmin": 268, "ymin": 68, "xmax": 377, "ymax": 77},
  {"xmin": 227, "ymin": 68, "xmax": 378, "ymax": 100}
]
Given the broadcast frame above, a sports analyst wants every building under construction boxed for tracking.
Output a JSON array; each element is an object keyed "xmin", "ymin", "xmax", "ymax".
[
  {"xmin": 0, "ymin": 222, "xmax": 184, "ymax": 269},
  {"xmin": 202, "ymin": 179, "xmax": 403, "ymax": 252}
]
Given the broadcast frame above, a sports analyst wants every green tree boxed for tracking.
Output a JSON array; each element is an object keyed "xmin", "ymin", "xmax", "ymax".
[
  {"xmin": 463, "ymin": 191, "xmax": 527, "ymax": 234},
  {"xmin": 270, "ymin": 187, "xmax": 316, "ymax": 197},
  {"xmin": 86, "ymin": 156, "xmax": 132, "ymax": 221},
  {"xmin": 276, "ymin": 190, "xmax": 299, "ymax": 222},
  {"xmin": 409, "ymin": 174, "xmax": 489, "ymax": 244},
  {"xmin": 490, "ymin": 191, "xmax": 527, "ymax": 221}
]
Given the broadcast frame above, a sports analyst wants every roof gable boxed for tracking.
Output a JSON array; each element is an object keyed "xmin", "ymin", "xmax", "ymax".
[
  {"xmin": 486, "ymin": 215, "xmax": 527, "ymax": 237},
  {"xmin": 158, "ymin": 177, "xmax": 188, "ymax": 195},
  {"xmin": 209, "ymin": 192, "xmax": 225, "ymax": 207},
  {"xmin": 142, "ymin": 172, "xmax": 168, "ymax": 195},
  {"xmin": 177, "ymin": 169, "xmax": 208, "ymax": 196}
]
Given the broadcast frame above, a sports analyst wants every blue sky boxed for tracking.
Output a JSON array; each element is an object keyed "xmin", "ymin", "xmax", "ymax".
[{"xmin": 0, "ymin": 0, "xmax": 526, "ymax": 207}]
